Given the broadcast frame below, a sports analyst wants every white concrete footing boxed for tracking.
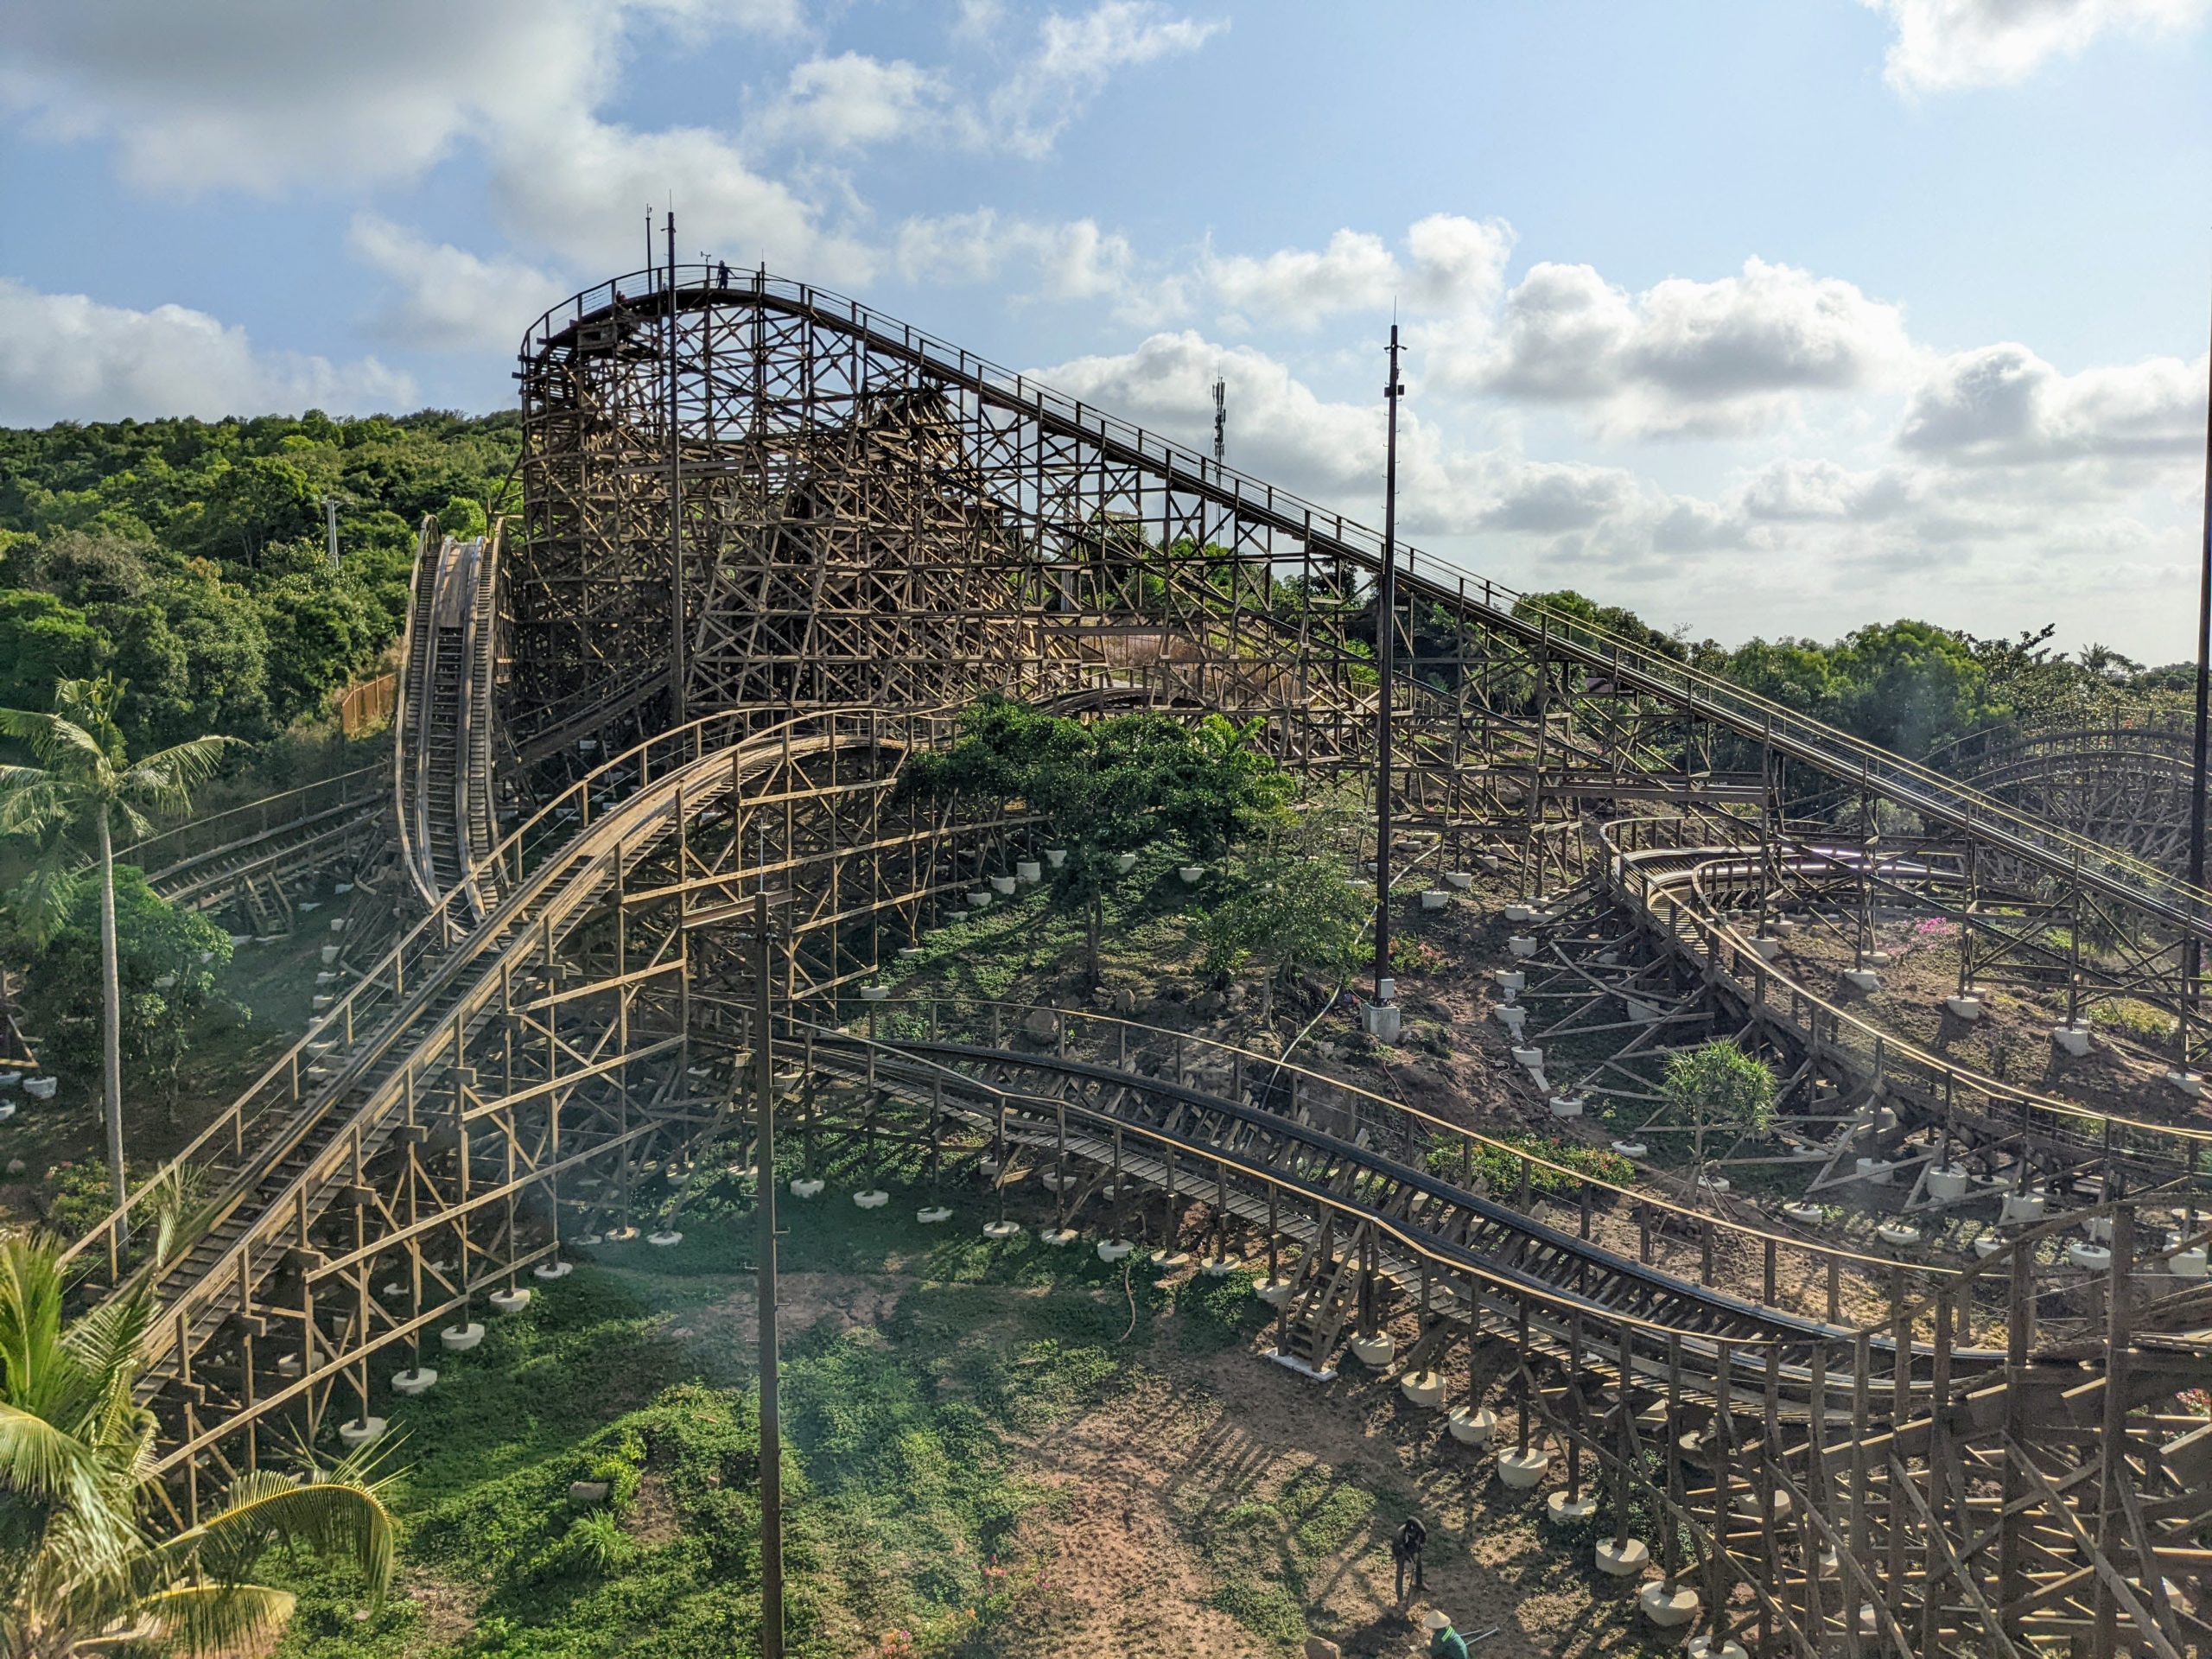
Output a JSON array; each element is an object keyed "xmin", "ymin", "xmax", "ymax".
[
  {"xmin": 1255, "ymin": 1279, "xmax": 1295, "ymax": 1307},
  {"xmin": 488, "ymin": 1287, "xmax": 531, "ymax": 1313},
  {"xmin": 1421, "ymin": 889, "xmax": 1449, "ymax": 910},
  {"xmin": 533, "ymin": 1260, "xmax": 573, "ymax": 1280},
  {"xmin": 982, "ymin": 1219, "xmax": 1024, "ymax": 1239},
  {"xmin": 1685, "ymin": 1637, "xmax": 1749, "ymax": 1659},
  {"xmin": 2068, "ymin": 1242, "xmax": 2113, "ymax": 1271},
  {"xmin": 2050, "ymin": 1024, "xmax": 2093, "ymax": 1058},
  {"xmin": 1596, "ymin": 1536, "xmax": 1649, "ymax": 1576},
  {"xmin": 391, "ymin": 1367, "xmax": 438, "ymax": 1396},
  {"xmin": 1855, "ymin": 1156, "xmax": 1895, "ymax": 1186},
  {"xmin": 1447, "ymin": 1405, "xmax": 1496, "ymax": 1446},
  {"xmin": 1508, "ymin": 935, "xmax": 1538, "ymax": 958},
  {"xmin": 1040, "ymin": 1228, "xmax": 1078, "ymax": 1247},
  {"xmin": 1548, "ymin": 1095, "xmax": 1584, "ymax": 1118},
  {"xmin": 1945, "ymin": 995, "xmax": 1983, "ymax": 1021},
  {"xmin": 1639, "ymin": 1583, "xmax": 1700, "ymax": 1629},
  {"xmin": 853, "ymin": 1190, "xmax": 889, "ymax": 1210},
  {"xmin": 917, "ymin": 1205, "xmax": 953, "ymax": 1224},
  {"xmin": 1351, "ymin": 1332, "xmax": 1396, "ymax": 1368},
  {"xmin": 1926, "ymin": 1166, "xmax": 1970, "ymax": 1202},
  {"xmin": 1200, "ymin": 1255, "xmax": 1243, "ymax": 1277},
  {"xmin": 2168, "ymin": 1070, "xmax": 2205, "ymax": 1100},
  {"xmin": 647, "ymin": 1230, "xmax": 683, "ymax": 1247},
  {"xmin": 1497, "ymin": 1447, "xmax": 1551, "ymax": 1489},
  {"xmin": 1843, "ymin": 969, "xmax": 1882, "ymax": 993},
  {"xmin": 1783, "ymin": 1202, "xmax": 1824, "ymax": 1224},
  {"xmin": 440, "ymin": 1323, "xmax": 485, "ymax": 1351},
  {"xmin": 1611, "ymin": 1141, "xmax": 1649, "ymax": 1159},
  {"xmin": 789, "ymin": 1178, "xmax": 825, "ymax": 1199},
  {"xmin": 2000, "ymin": 1191, "xmax": 2048, "ymax": 1225},
  {"xmin": 1096, "ymin": 1239, "xmax": 1135, "ymax": 1263},
  {"xmin": 339, "ymin": 1416, "xmax": 388, "ymax": 1449},
  {"xmin": 1546, "ymin": 1491, "xmax": 1597, "ymax": 1526},
  {"xmin": 1876, "ymin": 1223, "xmax": 1921, "ymax": 1246},
  {"xmin": 1398, "ymin": 1370, "xmax": 1446, "ymax": 1408}
]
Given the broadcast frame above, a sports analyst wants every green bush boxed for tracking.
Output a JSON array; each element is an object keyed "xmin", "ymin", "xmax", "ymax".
[
  {"xmin": 1425, "ymin": 1134, "xmax": 1634, "ymax": 1198},
  {"xmin": 2088, "ymin": 998, "xmax": 2177, "ymax": 1045}
]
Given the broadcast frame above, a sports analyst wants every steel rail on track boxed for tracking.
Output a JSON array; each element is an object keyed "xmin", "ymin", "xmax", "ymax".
[{"xmin": 520, "ymin": 269, "xmax": 2212, "ymax": 942}]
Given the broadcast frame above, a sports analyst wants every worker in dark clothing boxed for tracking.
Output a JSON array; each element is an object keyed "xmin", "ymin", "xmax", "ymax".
[
  {"xmin": 1423, "ymin": 1611, "xmax": 1470, "ymax": 1659},
  {"xmin": 1392, "ymin": 1515, "xmax": 1428, "ymax": 1603}
]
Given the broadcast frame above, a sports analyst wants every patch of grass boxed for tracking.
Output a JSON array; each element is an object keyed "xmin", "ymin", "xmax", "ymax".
[
  {"xmin": 269, "ymin": 1196, "xmax": 1236, "ymax": 1658},
  {"xmin": 1173, "ymin": 1459, "xmax": 1379, "ymax": 1653}
]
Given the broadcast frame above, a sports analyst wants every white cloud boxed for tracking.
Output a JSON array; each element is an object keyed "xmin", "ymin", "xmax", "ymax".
[
  {"xmin": 988, "ymin": 3, "xmax": 1227, "ymax": 158},
  {"xmin": 1454, "ymin": 256, "xmax": 1916, "ymax": 437},
  {"xmin": 1202, "ymin": 216, "xmax": 1516, "ymax": 334},
  {"xmin": 1864, "ymin": 0, "xmax": 2210, "ymax": 93},
  {"xmin": 750, "ymin": 52, "xmax": 955, "ymax": 151},
  {"xmin": 1897, "ymin": 341, "xmax": 2207, "ymax": 464},
  {"xmin": 751, "ymin": 5, "xmax": 1227, "ymax": 160},
  {"xmin": 0, "ymin": 1, "xmax": 804, "ymax": 194},
  {"xmin": 486, "ymin": 113, "xmax": 875, "ymax": 284},
  {"xmin": 346, "ymin": 216, "xmax": 569, "ymax": 354},
  {"xmin": 0, "ymin": 278, "xmax": 414, "ymax": 424},
  {"xmin": 895, "ymin": 211, "xmax": 1135, "ymax": 302}
]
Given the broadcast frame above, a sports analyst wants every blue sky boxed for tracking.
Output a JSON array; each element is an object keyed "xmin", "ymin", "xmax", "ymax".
[{"xmin": 1, "ymin": 0, "xmax": 2206, "ymax": 659}]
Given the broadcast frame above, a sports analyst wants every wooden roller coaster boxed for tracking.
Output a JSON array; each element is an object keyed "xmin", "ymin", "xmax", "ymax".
[{"xmin": 67, "ymin": 265, "xmax": 2209, "ymax": 1656}]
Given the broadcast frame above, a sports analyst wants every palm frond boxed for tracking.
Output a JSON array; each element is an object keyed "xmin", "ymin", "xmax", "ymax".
[
  {"xmin": 5, "ymin": 847, "xmax": 86, "ymax": 950},
  {"xmin": 0, "ymin": 771, "xmax": 78, "ymax": 840},
  {"xmin": 0, "ymin": 705, "xmax": 105, "ymax": 777},
  {"xmin": 0, "ymin": 1403, "xmax": 107, "ymax": 1512},
  {"xmin": 122, "ymin": 1580, "xmax": 298, "ymax": 1656},
  {"xmin": 157, "ymin": 1477, "xmax": 394, "ymax": 1603},
  {"xmin": 122, "ymin": 735, "xmax": 239, "ymax": 819}
]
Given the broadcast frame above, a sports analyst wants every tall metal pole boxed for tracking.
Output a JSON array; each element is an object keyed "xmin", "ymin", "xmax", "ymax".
[
  {"xmin": 321, "ymin": 495, "xmax": 340, "ymax": 573},
  {"xmin": 2187, "ymin": 279, "xmax": 2212, "ymax": 1074},
  {"xmin": 752, "ymin": 888, "xmax": 783, "ymax": 1658},
  {"xmin": 1374, "ymin": 324, "xmax": 1403, "ymax": 1004},
  {"xmin": 665, "ymin": 211, "xmax": 689, "ymax": 725}
]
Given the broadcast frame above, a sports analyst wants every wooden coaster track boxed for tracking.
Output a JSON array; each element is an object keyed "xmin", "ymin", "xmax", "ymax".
[{"xmin": 50, "ymin": 265, "xmax": 2209, "ymax": 1654}]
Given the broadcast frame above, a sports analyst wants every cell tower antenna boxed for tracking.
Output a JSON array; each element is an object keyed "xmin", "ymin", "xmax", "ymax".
[{"xmin": 1212, "ymin": 370, "xmax": 1226, "ymax": 467}]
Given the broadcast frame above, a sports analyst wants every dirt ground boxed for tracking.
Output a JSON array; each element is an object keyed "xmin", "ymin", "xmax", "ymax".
[{"xmin": 695, "ymin": 1258, "xmax": 1667, "ymax": 1659}]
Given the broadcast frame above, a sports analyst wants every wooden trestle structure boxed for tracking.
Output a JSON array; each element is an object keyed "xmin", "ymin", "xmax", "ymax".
[{"xmin": 61, "ymin": 267, "xmax": 2210, "ymax": 1656}]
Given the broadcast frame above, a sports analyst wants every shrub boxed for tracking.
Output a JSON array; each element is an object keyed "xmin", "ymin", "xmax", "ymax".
[
  {"xmin": 2088, "ymin": 998, "xmax": 2177, "ymax": 1046},
  {"xmin": 1425, "ymin": 1134, "xmax": 1634, "ymax": 1198}
]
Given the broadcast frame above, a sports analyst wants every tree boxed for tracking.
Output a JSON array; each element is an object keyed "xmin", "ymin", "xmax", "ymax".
[
  {"xmin": 1197, "ymin": 814, "xmax": 1366, "ymax": 1020},
  {"xmin": 1661, "ymin": 1040, "xmax": 1777, "ymax": 1190},
  {"xmin": 902, "ymin": 700, "xmax": 1294, "ymax": 983},
  {"xmin": 0, "ymin": 1233, "xmax": 393, "ymax": 1653},
  {"xmin": 0, "ymin": 677, "xmax": 235, "ymax": 1223},
  {"xmin": 3, "ymin": 867, "xmax": 233, "ymax": 1115}
]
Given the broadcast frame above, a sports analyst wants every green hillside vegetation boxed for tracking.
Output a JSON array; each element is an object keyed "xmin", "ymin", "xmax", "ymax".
[{"xmin": 0, "ymin": 411, "xmax": 518, "ymax": 753}]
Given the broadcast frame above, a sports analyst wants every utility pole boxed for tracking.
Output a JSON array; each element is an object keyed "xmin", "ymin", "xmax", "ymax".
[
  {"xmin": 2188, "ymin": 277, "xmax": 2212, "ymax": 1080},
  {"xmin": 1373, "ymin": 323, "xmax": 1403, "ymax": 1020},
  {"xmin": 665, "ymin": 209, "xmax": 688, "ymax": 725},
  {"xmin": 1212, "ymin": 372, "xmax": 1226, "ymax": 467},
  {"xmin": 752, "ymin": 887, "xmax": 784, "ymax": 1659},
  {"xmin": 321, "ymin": 495, "xmax": 341, "ymax": 572}
]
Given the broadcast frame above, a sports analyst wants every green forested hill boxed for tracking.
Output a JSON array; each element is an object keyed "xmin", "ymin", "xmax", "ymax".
[{"xmin": 0, "ymin": 410, "xmax": 518, "ymax": 750}]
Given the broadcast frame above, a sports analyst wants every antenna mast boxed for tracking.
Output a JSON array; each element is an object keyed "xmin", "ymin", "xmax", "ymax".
[{"xmin": 1212, "ymin": 372, "xmax": 1226, "ymax": 467}]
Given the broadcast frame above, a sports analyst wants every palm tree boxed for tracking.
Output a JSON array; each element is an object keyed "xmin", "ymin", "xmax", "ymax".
[
  {"xmin": 0, "ymin": 677, "xmax": 235, "ymax": 1223},
  {"xmin": 0, "ymin": 1233, "xmax": 393, "ymax": 1654}
]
